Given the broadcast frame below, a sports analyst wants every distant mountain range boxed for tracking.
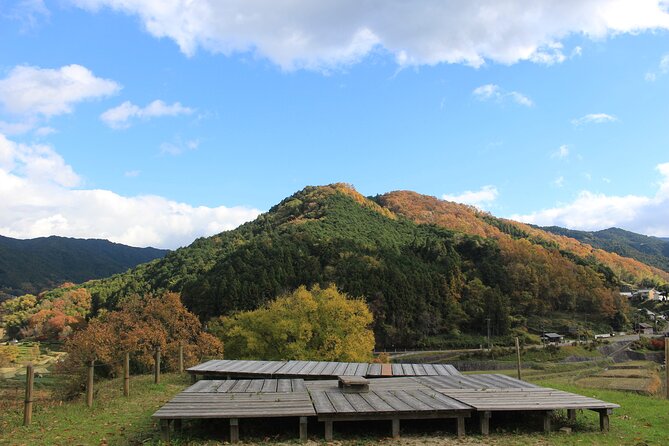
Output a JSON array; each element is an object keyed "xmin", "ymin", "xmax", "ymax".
[
  {"xmin": 539, "ymin": 227, "xmax": 669, "ymax": 274},
  {"xmin": 0, "ymin": 235, "xmax": 168, "ymax": 299}
]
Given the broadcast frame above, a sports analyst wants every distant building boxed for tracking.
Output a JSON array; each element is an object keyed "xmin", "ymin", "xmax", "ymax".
[
  {"xmin": 638, "ymin": 323, "xmax": 654, "ymax": 335},
  {"xmin": 541, "ymin": 332, "xmax": 564, "ymax": 344},
  {"xmin": 635, "ymin": 289, "xmax": 661, "ymax": 300}
]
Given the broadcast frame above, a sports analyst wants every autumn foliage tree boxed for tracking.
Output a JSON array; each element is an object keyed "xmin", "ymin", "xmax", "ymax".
[
  {"xmin": 211, "ymin": 284, "xmax": 375, "ymax": 362},
  {"xmin": 64, "ymin": 292, "xmax": 223, "ymax": 377}
]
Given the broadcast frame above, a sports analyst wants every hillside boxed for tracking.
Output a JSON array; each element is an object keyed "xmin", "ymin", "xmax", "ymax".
[
  {"xmin": 0, "ymin": 235, "xmax": 168, "ymax": 299},
  {"xmin": 27, "ymin": 184, "xmax": 665, "ymax": 349},
  {"xmin": 539, "ymin": 226, "xmax": 669, "ymax": 273}
]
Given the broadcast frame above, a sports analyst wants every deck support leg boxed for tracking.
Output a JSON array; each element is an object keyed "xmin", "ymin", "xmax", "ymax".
[
  {"xmin": 391, "ymin": 417, "xmax": 400, "ymax": 439},
  {"xmin": 598, "ymin": 410, "xmax": 610, "ymax": 432},
  {"xmin": 190, "ymin": 373, "xmax": 197, "ymax": 384},
  {"xmin": 159, "ymin": 419, "xmax": 170, "ymax": 441},
  {"xmin": 457, "ymin": 416, "xmax": 465, "ymax": 438},
  {"xmin": 299, "ymin": 417, "xmax": 308, "ymax": 442},
  {"xmin": 324, "ymin": 420, "xmax": 333, "ymax": 441},
  {"xmin": 479, "ymin": 411, "xmax": 491, "ymax": 436},
  {"xmin": 230, "ymin": 418, "xmax": 239, "ymax": 443},
  {"xmin": 543, "ymin": 411, "xmax": 552, "ymax": 433},
  {"xmin": 173, "ymin": 419, "xmax": 182, "ymax": 432},
  {"xmin": 567, "ymin": 409, "xmax": 576, "ymax": 421}
]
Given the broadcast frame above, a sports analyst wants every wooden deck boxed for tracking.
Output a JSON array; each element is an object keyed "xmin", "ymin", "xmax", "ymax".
[
  {"xmin": 306, "ymin": 377, "xmax": 471, "ymax": 440},
  {"xmin": 155, "ymin": 369, "xmax": 620, "ymax": 442},
  {"xmin": 153, "ymin": 378, "xmax": 315, "ymax": 442},
  {"xmin": 188, "ymin": 359, "xmax": 461, "ymax": 379}
]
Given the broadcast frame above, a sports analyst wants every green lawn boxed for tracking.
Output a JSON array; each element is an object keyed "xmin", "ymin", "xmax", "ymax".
[{"xmin": 1, "ymin": 370, "xmax": 668, "ymax": 445}]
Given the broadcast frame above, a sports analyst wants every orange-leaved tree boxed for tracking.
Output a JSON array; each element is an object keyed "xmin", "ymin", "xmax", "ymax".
[{"xmin": 64, "ymin": 292, "xmax": 222, "ymax": 377}]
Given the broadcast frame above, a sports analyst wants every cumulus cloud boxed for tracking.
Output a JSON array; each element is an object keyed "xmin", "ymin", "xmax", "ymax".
[
  {"xmin": 69, "ymin": 0, "xmax": 669, "ymax": 71},
  {"xmin": 160, "ymin": 138, "xmax": 199, "ymax": 156},
  {"xmin": 571, "ymin": 113, "xmax": 618, "ymax": 125},
  {"xmin": 0, "ymin": 64, "xmax": 120, "ymax": 117},
  {"xmin": 0, "ymin": 133, "xmax": 260, "ymax": 248},
  {"xmin": 473, "ymin": 84, "xmax": 533, "ymax": 107},
  {"xmin": 442, "ymin": 185, "xmax": 499, "ymax": 209},
  {"xmin": 101, "ymin": 99, "xmax": 194, "ymax": 129},
  {"xmin": 512, "ymin": 163, "xmax": 669, "ymax": 236}
]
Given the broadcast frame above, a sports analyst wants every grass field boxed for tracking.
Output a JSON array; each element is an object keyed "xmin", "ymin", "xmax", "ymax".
[{"xmin": 1, "ymin": 363, "xmax": 668, "ymax": 446}]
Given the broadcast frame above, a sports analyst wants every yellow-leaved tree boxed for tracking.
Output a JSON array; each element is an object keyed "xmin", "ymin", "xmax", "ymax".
[{"xmin": 211, "ymin": 284, "xmax": 375, "ymax": 362}]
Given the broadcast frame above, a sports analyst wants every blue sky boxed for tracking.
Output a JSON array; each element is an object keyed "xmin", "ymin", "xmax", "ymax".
[{"xmin": 1, "ymin": 1, "xmax": 669, "ymax": 248}]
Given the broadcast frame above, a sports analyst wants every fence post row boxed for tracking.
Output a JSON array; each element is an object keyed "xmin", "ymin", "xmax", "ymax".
[{"xmin": 23, "ymin": 363, "xmax": 34, "ymax": 426}]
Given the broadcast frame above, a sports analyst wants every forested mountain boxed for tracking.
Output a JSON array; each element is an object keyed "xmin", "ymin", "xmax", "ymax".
[
  {"xmin": 539, "ymin": 226, "xmax": 669, "ymax": 273},
  {"xmin": 34, "ymin": 184, "xmax": 666, "ymax": 348},
  {"xmin": 0, "ymin": 235, "xmax": 168, "ymax": 299}
]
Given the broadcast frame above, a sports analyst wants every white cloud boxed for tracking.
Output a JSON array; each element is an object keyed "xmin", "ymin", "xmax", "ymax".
[
  {"xmin": 512, "ymin": 163, "xmax": 669, "ymax": 236},
  {"xmin": 69, "ymin": 0, "xmax": 669, "ymax": 71},
  {"xmin": 473, "ymin": 84, "xmax": 533, "ymax": 107},
  {"xmin": 124, "ymin": 170, "xmax": 140, "ymax": 177},
  {"xmin": 101, "ymin": 99, "xmax": 194, "ymax": 129},
  {"xmin": 160, "ymin": 138, "xmax": 200, "ymax": 156},
  {"xmin": 4, "ymin": 0, "xmax": 50, "ymax": 31},
  {"xmin": 571, "ymin": 113, "xmax": 618, "ymax": 125},
  {"xmin": 646, "ymin": 53, "xmax": 669, "ymax": 81},
  {"xmin": 551, "ymin": 145, "xmax": 570, "ymax": 159},
  {"xmin": 0, "ymin": 133, "xmax": 260, "ymax": 248},
  {"xmin": 0, "ymin": 64, "xmax": 120, "ymax": 117},
  {"xmin": 442, "ymin": 185, "xmax": 499, "ymax": 209},
  {"xmin": 553, "ymin": 176, "xmax": 565, "ymax": 188}
]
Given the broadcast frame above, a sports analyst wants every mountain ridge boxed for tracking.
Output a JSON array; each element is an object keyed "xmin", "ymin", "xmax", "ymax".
[
  {"xmin": 0, "ymin": 234, "xmax": 168, "ymax": 299},
  {"xmin": 31, "ymin": 183, "xmax": 661, "ymax": 348}
]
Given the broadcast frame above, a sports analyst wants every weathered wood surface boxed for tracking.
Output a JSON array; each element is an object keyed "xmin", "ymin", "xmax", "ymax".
[
  {"xmin": 437, "ymin": 387, "xmax": 620, "ymax": 411},
  {"xmin": 187, "ymin": 359, "xmax": 463, "ymax": 378},
  {"xmin": 154, "ymin": 379, "xmax": 315, "ymax": 419},
  {"xmin": 416, "ymin": 373, "xmax": 540, "ymax": 390},
  {"xmin": 306, "ymin": 378, "xmax": 471, "ymax": 418}
]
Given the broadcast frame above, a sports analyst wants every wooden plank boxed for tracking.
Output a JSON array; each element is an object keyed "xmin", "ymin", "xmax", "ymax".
[
  {"xmin": 291, "ymin": 379, "xmax": 306, "ymax": 392},
  {"xmin": 342, "ymin": 393, "xmax": 375, "ymax": 412},
  {"xmin": 381, "ymin": 363, "xmax": 393, "ymax": 376},
  {"xmin": 367, "ymin": 364, "xmax": 382, "ymax": 376},
  {"xmin": 391, "ymin": 364, "xmax": 404, "ymax": 376},
  {"xmin": 354, "ymin": 363, "xmax": 369, "ymax": 376},
  {"xmin": 261, "ymin": 379, "xmax": 278, "ymax": 393},
  {"xmin": 343, "ymin": 363, "xmax": 358, "ymax": 376},
  {"xmin": 422, "ymin": 364, "xmax": 438, "ymax": 376},
  {"xmin": 359, "ymin": 392, "xmax": 395, "ymax": 412},
  {"xmin": 277, "ymin": 379, "xmax": 292, "ymax": 392},
  {"xmin": 326, "ymin": 391, "xmax": 356, "ymax": 413},
  {"xmin": 310, "ymin": 390, "xmax": 336, "ymax": 414},
  {"xmin": 401, "ymin": 364, "xmax": 414, "ymax": 376},
  {"xmin": 229, "ymin": 379, "xmax": 252, "ymax": 392},
  {"xmin": 333, "ymin": 362, "xmax": 349, "ymax": 376},
  {"xmin": 322, "ymin": 362, "xmax": 340, "ymax": 376},
  {"xmin": 216, "ymin": 380, "xmax": 237, "ymax": 393},
  {"xmin": 246, "ymin": 379, "xmax": 265, "ymax": 393},
  {"xmin": 373, "ymin": 391, "xmax": 416, "ymax": 412}
]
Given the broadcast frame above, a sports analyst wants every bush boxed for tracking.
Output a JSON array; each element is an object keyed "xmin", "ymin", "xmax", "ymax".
[{"xmin": 0, "ymin": 344, "xmax": 20, "ymax": 366}]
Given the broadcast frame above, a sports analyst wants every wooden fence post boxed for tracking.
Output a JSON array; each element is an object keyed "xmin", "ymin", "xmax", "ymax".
[
  {"xmin": 154, "ymin": 346, "xmax": 161, "ymax": 384},
  {"xmin": 123, "ymin": 352, "xmax": 130, "ymax": 397},
  {"xmin": 23, "ymin": 363, "xmax": 34, "ymax": 425},
  {"xmin": 178, "ymin": 342, "xmax": 184, "ymax": 374},
  {"xmin": 86, "ymin": 360, "xmax": 94, "ymax": 407},
  {"xmin": 515, "ymin": 337, "xmax": 522, "ymax": 381}
]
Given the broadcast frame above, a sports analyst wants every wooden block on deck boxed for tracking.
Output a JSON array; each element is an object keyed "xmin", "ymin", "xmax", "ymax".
[{"xmin": 338, "ymin": 376, "xmax": 369, "ymax": 393}]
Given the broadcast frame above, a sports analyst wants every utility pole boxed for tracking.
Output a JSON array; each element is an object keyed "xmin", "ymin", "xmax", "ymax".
[{"xmin": 486, "ymin": 318, "xmax": 491, "ymax": 350}]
